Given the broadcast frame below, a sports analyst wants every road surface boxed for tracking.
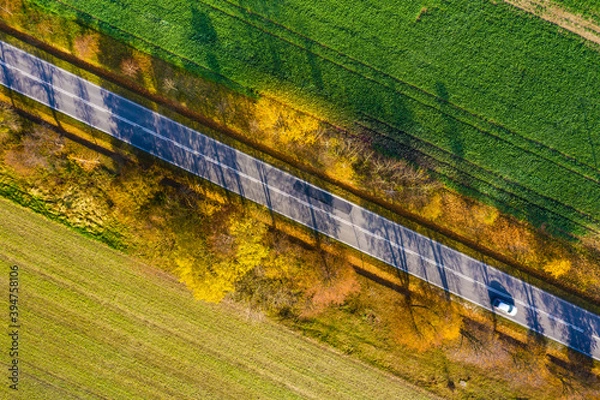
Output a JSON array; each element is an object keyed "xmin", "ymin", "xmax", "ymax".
[{"xmin": 1, "ymin": 40, "xmax": 599, "ymax": 360}]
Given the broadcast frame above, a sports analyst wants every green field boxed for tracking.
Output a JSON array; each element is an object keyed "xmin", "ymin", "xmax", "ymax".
[
  {"xmin": 31, "ymin": 0, "xmax": 600, "ymax": 238},
  {"xmin": 0, "ymin": 197, "xmax": 434, "ymax": 399}
]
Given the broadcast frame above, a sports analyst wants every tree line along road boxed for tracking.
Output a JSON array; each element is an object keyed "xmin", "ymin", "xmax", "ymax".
[{"xmin": 1, "ymin": 40, "xmax": 599, "ymax": 360}]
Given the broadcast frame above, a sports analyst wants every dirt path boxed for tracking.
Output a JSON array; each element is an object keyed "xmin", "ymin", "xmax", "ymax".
[{"xmin": 506, "ymin": 0, "xmax": 600, "ymax": 45}]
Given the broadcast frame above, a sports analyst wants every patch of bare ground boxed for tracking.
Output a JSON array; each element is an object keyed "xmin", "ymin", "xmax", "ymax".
[{"xmin": 506, "ymin": 0, "xmax": 600, "ymax": 45}]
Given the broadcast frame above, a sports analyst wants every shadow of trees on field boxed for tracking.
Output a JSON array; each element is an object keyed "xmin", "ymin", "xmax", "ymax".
[
  {"xmin": 192, "ymin": 2, "xmax": 600, "ymax": 239},
  {"xmin": 190, "ymin": 6, "xmax": 221, "ymax": 75},
  {"xmin": 97, "ymin": 34, "xmax": 133, "ymax": 73},
  {"xmin": 435, "ymin": 81, "xmax": 463, "ymax": 159}
]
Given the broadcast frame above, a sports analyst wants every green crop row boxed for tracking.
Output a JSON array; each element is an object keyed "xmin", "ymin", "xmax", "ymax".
[{"xmin": 30, "ymin": 0, "xmax": 600, "ymax": 237}]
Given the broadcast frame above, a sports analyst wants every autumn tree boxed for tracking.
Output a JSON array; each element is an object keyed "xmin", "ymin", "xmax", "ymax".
[
  {"xmin": 253, "ymin": 97, "xmax": 322, "ymax": 146},
  {"xmin": 543, "ymin": 258, "xmax": 571, "ymax": 279},
  {"xmin": 388, "ymin": 284, "xmax": 462, "ymax": 352},
  {"xmin": 4, "ymin": 124, "xmax": 64, "ymax": 174},
  {"xmin": 120, "ymin": 58, "xmax": 140, "ymax": 78},
  {"xmin": 73, "ymin": 33, "xmax": 100, "ymax": 61},
  {"xmin": 176, "ymin": 212, "xmax": 270, "ymax": 303},
  {"xmin": 420, "ymin": 193, "xmax": 443, "ymax": 221},
  {"xmin": 306, "ymin": 266, "xmax": 360, "ymax": 315},
  {"xmin": 0, "ymin": 103, "xmax": 21, "ymax": 144},
  {"xmin": 108, "ymin": 165, "xmax": 162, "ymax": 221}
]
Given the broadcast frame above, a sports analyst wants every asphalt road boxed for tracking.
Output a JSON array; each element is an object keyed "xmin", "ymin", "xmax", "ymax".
[{"xmin": 1, "ymin": 40, "xmax": 599, "ymax": 360}]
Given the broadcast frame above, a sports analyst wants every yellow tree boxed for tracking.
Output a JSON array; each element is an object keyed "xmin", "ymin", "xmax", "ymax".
[
  {"xmin": 543, "ymin": 259, "xmax": 571, "ymax": 279},
  {"xmin": 253, "ymin": 97, "xmax": 321, "ymax": 146},
  {"xmin": 176, "ymin": 213, "xmax": 270, "ymax": 302}
]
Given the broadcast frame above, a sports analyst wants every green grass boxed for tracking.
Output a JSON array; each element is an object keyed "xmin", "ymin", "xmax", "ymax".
[
  {"xmin": 29, "ymin": 0, "xmax": 600, "ymax": 238},
  {"xmin": 0, "ymin": 197, "xmax": 435, "ymax": 400}
]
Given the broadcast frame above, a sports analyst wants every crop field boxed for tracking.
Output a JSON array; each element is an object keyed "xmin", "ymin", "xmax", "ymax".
[
  {"xmin": 0, "ymin": 197, "xmax": 434, "ymax": 399},
  {"xmin": 31, "ymin": 0, "xmax": 600, "ymax": 237}
]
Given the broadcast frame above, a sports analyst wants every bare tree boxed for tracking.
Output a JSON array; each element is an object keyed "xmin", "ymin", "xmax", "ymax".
[
  {"xmin": 0, "ymin": 103, "xmax": 22, "ymax": 134},
  {"xmin": 73, "ymin": 34, "xmax": 99, "ymax": 60},
  {"xmin": 120, "ymin": 58, "xmax": 140, "ymax": 78},
  {"xmin": 162, "ymin": 77, "xmax": 177, "ymax": 93}
]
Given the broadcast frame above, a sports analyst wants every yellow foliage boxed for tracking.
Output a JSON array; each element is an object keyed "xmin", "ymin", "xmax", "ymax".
[
  {"xmin": 176, "ymin": 214, "xmax": 271, "ymax": 303},
  {"xmin": 329, "ymin": 159, "xmax": 355, "ymax": 184},
  {"xmin": 421, "ymin": 193, "xmax": 443, "ymax": 221},
  {"xmin": 263, "ymin": 252, "xmax": 296, "ymax": 280},
  {"xmin": 391, "ymin": 302, "xmax": 462, "ymax": 352},
  {"xmin": 67, "ymin": 148, "xmax": 101, "ymax": 172},
  {"xmin": 108, "ymin": 169, "xmax": 161, "ymax": 219},
  {"xmin": 261, "ymin": 243, "xmax": 321, "ymax": 293},
  {"xmin": 198, "ymin": 201, "xmax": 222, "ymax": 217},
  {"xmin": 253, "ymin": 97, "xmax": 320, "ymax": 146},
  {"xmin": 483, "ymin": 207, "xmax": 499, "ymax": 226},
  {"xmin": 543, "ymin": 259, "xmax": 571, "ymax": 279},
  {"xmin": 134, "ymin": 52, "xmax": 156, "ymax": 92},
  {"xmin": 197, "ymin": 184, "xmax": 228, "ymax": 205},
  {"xmin": 472, "ymin": 203, "xmax": 499, "ymax": 226},
  {"xmin": 175, "ymin": 256, "xmax": 231, "ymax": 303},
  {"xmin": 228, "ymin": 215, "xmax": 270, "ymax": 272}
]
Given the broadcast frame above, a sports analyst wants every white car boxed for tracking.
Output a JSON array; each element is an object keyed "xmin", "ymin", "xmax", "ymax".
[{"xmin": 492, "ymin": 298, "xmax": 518, "ymax": 317}]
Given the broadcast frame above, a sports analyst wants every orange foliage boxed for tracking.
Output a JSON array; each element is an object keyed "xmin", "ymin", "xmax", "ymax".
[
  {"xmin": 306, "ymin": 263, "xmax": 360, "ymax": 315},
  {"xmin": 492, "ymin": 219, "xmax": 536, "ymax": 263},
  {"xmin": 390, "ymin": 300, "xmax": 462, "ymax": 352},
  {"xmin": 73, "ymin": 33, "xmax": 100, "ymax": 61}
]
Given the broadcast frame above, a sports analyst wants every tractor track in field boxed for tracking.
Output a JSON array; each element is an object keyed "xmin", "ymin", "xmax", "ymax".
[{"xmin": 506, "ymin": 0, "xmax": 600, "ymax": 46}]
